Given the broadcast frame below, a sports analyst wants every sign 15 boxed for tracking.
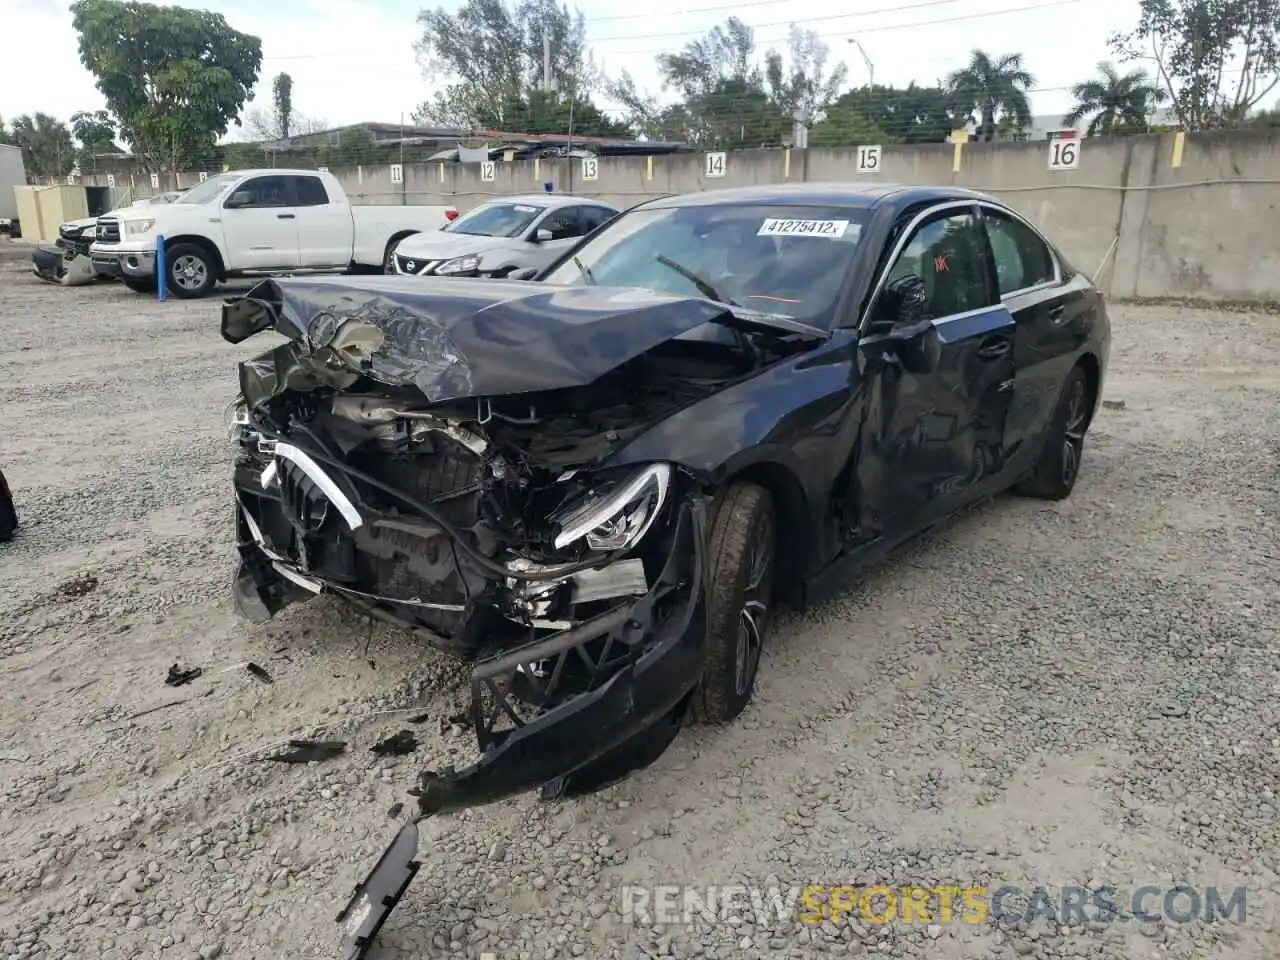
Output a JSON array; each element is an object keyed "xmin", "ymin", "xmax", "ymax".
[{"xmin": 855, "ymin": 145, "xmax": 882, "ymax": 173}]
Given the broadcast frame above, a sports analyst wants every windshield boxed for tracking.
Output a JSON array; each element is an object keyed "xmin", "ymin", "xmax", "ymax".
[
  {"xmin": 177, "ymin": 173, "xmax": 239, "ymax": 204},
  {"xmin": 444, "ymin": 201, "xmax": 544, "ymax": 238},
  {"xmin": 540, "ymin": 203, "xmax": 870, "ymax": 324}
]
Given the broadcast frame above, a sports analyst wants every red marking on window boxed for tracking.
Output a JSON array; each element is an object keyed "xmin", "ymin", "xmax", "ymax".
[{"xmin": 933, "ymin": 255, "xmax": 949, "ymax": 272}]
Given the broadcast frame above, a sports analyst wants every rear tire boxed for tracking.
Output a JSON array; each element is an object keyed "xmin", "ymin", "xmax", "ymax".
[
  {"xmin": 164, "ymin": 242, "xmax": 217, "ymax": 299},
  {"xmin": 692, "ymin": 482, "xmax": 776, "ymax": 724},
  {"xmin": 1014, "ymin": 365, "xmax": 1091, "ymax": 500}
]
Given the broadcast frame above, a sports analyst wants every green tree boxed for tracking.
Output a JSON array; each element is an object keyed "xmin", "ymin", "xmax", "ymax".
[
  {"xmin": 947, "ymin": 49, "xmax": 1034, "ymax": 141},
  {"xmin": 1064, "ymin": 61, "xmax": 1165, "ymax": 135},
  {"xmin": 1109, "ymin": 0, "xmax": 1280, "ymax": 130},
  {"xmin": 0, "ymin": 116, "xmax": 12, "ymax": 146},
  {"xmin": 653, "ymin": 18, "xmax": 789, "ymax": 147},
  {"xmin": 412, "ymin": 0, "xmax": 608, "ymax": 130},
  {"xmin": 812, "ymin": 84, "xmax": 968, "ymax": 145},
  {"xmin": 70, "ymin": 0, "xmax": 262, "ymax": 170},
  {"xmin": 70, "ymin": 108, "xmax": 117, "ymax": 170},
  {"xmin": 272, "ymin": 72, "xmax": 293, "ymax": 139},
  {"xmin": 764, "ymin": 26, "xmax": 848, "ymax": 125},
  {"xmin": 10, "ymin": 113, "xmax": 75, "ymax": 180},
  {"xmin": 476, "ymin": 89, "xmax": 630, "ymax": 137}
]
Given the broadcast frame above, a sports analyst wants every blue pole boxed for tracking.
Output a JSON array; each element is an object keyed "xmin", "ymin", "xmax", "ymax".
[{"xmin": 155, "ymin": 234, "xmax": 166, "ymax": 302}]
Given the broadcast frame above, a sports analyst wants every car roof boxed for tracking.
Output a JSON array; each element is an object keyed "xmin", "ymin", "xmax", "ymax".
[
  {"xmin": 641, "ymin": 182, "xmax": 1001, "ymax": 215},
  {"xmin": 482, "ymin": 193, "xmax": 618, "ymax": 210}
]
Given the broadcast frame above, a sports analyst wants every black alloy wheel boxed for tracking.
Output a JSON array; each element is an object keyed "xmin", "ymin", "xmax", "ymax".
[{"xmin": 1015, "ymin": 364, "xmax": 1092, "ymax": 501}]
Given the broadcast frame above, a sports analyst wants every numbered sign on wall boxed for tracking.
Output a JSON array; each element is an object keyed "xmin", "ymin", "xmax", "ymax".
[
  {"xmin": 705, "ymin": 152, "xmax": 727, "ymax": 178},
  {"xmin": 106, "ymin": 174, "xmax": 116, "ymax": 188},
  {"xmin": 581, "ymin": 156, "xmax": 599, "ymax": 181},
  {"xmin": 65, "ymin": 174, "xmax": 76, "ymax": 185},
  {"xmin": 150, "ymin": 172, "xmax": 160, "ymax": 189},
  {"xmin": 855, "ymin": 145, "xmax": 882, "ymax": 173},
  {"xmin": 318, "ymin": 166, "xmax": 329, "ymax": 173},
  {"xmin": 390, "ymin": 163, "xmax": 403, "ymax": 184},
  {"xmin": 198, "ymin": 171, "xmax": 208, "ymax": 182},
  {"xmin": 480, "ymin": 160, "xmax": 496, "ymax": 182},
  {"xmin": 1048, "ymin": 137, "xmax": 1080, "ymax": 171}
]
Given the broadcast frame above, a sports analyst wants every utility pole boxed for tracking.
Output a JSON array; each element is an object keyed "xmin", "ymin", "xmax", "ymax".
[
  {"xmin": 400, "ymin": 111, "xmax": 407, "ymax": 206},
  {"xmin": 542, "ymin": 34, "xmax": 554, "ymax": 93},
  {"xmin": 846, "ymin": 38, "xmax": 874, "ymax": 89}
]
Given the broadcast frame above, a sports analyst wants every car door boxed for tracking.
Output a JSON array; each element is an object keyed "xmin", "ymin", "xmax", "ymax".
[
  {"xmin": 525, "ymin": 206, "xmax": 588, "ymax": 268},
  {"xmin": 855, "ymin": 203, "xmax": 1016, "ymax": 537},
  {"xmin": 219, "ymin": 175, "xmax": 300, "ymax": 270},
  {"xmin": 289, "ymin": 174, "xmax": 352, "ymax": 268},
  {"xmin": 977, "ymin": 203, "xmax": 1093, "ymax": 475}
]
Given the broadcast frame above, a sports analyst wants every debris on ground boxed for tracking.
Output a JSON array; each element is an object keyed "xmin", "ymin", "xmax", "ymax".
[
  {"xmin": 406, "ymin": 713, "xmax": 431, "ymax": 724},
  {"xmin": 164, "ymin": 664, "xmax": 202, "ymax": 687},
  {"xmin": 53, "ymin": 573, "xmax": 98, "ymax": 601},
  {"xmin": 266, "ymin": 740, "xmax": 347, "ymax": 764},
  {"xmin": 1103, "ymin": 398, "xmax": 1127, "ymax": 410},
  {"xmin": 246, "ymin": 662, "xmax": 273, "ymax": 684},
  {"xmin": 387, "ymin": 802, "xmax": 404, "ymax": 819},
  {"xmin": 370, "ymin": 730, "xmax": 418, "ymax": 757}
]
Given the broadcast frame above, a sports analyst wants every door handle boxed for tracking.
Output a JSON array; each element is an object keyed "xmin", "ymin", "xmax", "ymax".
[
  {"xmin": 277, "ymin": 213, "xmax": 295, "ymax": 220},
  {"xmin": 1047, "ymin": 303, "xmax": 1066, "ymax": 321},
  {"xmin": 977, "ymin": 337, "xmax": 1011, "ymax": 361}
]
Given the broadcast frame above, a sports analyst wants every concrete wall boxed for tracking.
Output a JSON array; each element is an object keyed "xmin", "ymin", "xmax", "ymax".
[{"xmin": 88, "ymin": 130, "xmax": 1280, "ymax": 301}]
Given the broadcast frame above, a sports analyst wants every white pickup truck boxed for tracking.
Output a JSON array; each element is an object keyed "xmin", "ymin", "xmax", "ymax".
[{"xmin": 89, "ymin": 168, "xmax": 457, "ymax": 298}]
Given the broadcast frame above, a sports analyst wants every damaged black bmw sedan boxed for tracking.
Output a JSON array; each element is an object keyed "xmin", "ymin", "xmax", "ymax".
[{"xmin": 219, "ymin": 183, "xmax": 1109, "ymax": 955}]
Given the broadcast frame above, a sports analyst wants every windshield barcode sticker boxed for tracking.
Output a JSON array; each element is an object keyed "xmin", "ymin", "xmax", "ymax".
[{"xmin": 757, "ymin": 218, "xmax": 850, "ymax": 238}]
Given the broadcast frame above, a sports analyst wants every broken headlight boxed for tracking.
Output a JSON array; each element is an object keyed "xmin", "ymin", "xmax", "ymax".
[
  {"xmin": 436, "ymin": 254, "xmax": 481, "ymax": 276},
  {"xmin": 224, "ymin": 397, "xmax": 249, "ymax": 443},
  {"xmin": 551, "ymin": 463, "xmax": 671, "ymax": 552}
]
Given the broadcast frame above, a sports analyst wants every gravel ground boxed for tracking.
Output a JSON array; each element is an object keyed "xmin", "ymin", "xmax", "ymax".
[{"xmin": 1, "ymin": 237, "xmax": 1278, "ymax": 960}]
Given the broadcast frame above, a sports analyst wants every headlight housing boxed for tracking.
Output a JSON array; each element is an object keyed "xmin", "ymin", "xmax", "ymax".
[
  {"xmin": 224, "ymin": 397, "xmax": 249, "ymax": 442},
  {"xmin": 551, "ymin": 463, "xmax": 671, "ymax": 552},
  {"xmin": 124, "ymin": 218, "xmax": 156, "ymax": 236},
  {"xmin": 436, "ymin": 254, "xmax": 481, "ymax": 276}
]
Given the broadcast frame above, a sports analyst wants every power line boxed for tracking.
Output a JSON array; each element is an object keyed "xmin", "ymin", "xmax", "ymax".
[
  {"xmin": 588, "ymin": 0, "xmax": 956, "ymax": 28},
  {"xmin": 593, "ymin": 0, "xmax": 1083, "ymax": 50}
]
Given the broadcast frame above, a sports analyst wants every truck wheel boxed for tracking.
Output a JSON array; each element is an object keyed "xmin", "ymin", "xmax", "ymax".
[
  {"xmin": 123, "ymin": 278, "xmax": 154, "ymax": 294},
  {"xmin": 165, "ymin": 243, "xmax": 216, "ymax": 298},
  {"xmin": 691, "ymin": 481, "xmax": 776, "ymax": 724},
  {"xmin": 0, "ymin": 469, "xmax": 17, "ymax": 543}
]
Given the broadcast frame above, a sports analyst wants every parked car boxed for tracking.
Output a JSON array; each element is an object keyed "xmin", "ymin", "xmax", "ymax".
[
  {"xmin": 89, "ymin": 169, "xmax": 457, "ymax": 298},
  {"xmin": 218, "ymin": 182, "xmax": 1110, "ymax": 956},
  {"xmin": 387, "ymin": 193, "xmax": 619, "ymax": 278}
]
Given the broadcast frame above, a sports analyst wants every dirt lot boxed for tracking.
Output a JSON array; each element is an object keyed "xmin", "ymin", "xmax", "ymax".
[{"xmin": 0, "ymin": 239, "xmax": 1278, "ymax": 960}]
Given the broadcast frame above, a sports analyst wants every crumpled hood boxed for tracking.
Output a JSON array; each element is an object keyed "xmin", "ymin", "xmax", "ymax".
[
  {"xmin": 222, "ymin": 275, "xmax": 733, "ymax": 405},
  {"xmin": 393, "ymin": 231, "xmax": 519, "ymax": 261}
]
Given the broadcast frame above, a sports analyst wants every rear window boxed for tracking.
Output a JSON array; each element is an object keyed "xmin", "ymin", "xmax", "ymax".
[{"xmin": 541, "ymin": 203, "xmax": 869, "ymax": 323}]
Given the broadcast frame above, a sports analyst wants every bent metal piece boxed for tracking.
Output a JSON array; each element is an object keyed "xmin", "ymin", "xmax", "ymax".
[{"xmin": 336, "ymin": 820, "xmax": 421, "ymax": 960}]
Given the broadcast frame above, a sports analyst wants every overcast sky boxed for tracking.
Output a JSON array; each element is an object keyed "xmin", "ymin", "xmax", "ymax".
[{"xmin": 4, "ymin": 0, "xmax": 1151, "ymax": 137}]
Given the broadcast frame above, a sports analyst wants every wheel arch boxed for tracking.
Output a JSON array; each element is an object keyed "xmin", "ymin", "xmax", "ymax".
[
  {"xmin": 714, "ymin": 459, "xmax": 811, "ymax": 610},
  {"xmin": 164, "ymin": 234, "xmax": 225, "ymax": 279},
  {"xmin": 383, "ymin": 230, "xmax": 419, "ymax": 265},
  {"xmin": 1075, "ymin": 350, "xmax": 1102, "ymax": 428}
]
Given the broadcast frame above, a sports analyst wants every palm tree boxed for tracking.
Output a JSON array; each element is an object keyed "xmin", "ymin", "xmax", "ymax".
[
  {"xmin": 10, "ymin": 113, "xmax": 74, "ymax": 180},
  {"xmin": 1064, "ymin": 62, "xmax": 1165, "ymax": 135},
  {"xmin": 947, "ymin": 50, "xmax": 1034, "ymax": 142}
]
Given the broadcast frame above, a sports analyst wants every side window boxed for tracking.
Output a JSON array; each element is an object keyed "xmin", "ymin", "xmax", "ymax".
[
  {"xmin": 982, "ymin": 208, "xmax": 1055, "ymax": 295},
  {"xmin": 228, "ymin": 175, "xmax": 290, "ymax": 208},
  {"xmin": 293, "ymin": 176, "xmax": 329, "ymax": 206},
  {"xmin": 884, "ymin": 209, "xmax": 993, "ymax": 317},
  {"xmin": 580, "ymin": 206, "xmax": 615, "ymax": 233},
  {"xmin": 539, "ymin": 207, "xmax": 584, "ymax": 241}
]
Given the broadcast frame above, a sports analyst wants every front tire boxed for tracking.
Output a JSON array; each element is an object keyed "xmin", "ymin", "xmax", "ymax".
[
  {"xmin": 1014, "ymin": 365, "xmax": 1091, "ymax": 500},
  {"xmin": 692, "ymin": 482, "xmax": 776, "ymax": 724},
  {"xmin": 164, "ymin": 243, "xmax": 217, "ymax": 299}
]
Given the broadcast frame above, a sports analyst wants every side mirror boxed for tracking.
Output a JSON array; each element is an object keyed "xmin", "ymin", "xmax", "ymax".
[
  {"xmin": 508, "ymin": 267, "xmax": 539, "ymax": 281},
  {"xmin": 878, "ymin": 275, "xmax": 940, "ymax": 374},
  {"xmin": 533, "ymin": 228, "xmax": 553, "ymax": 243},
  {"xmin": 225, "ymin": 190, "xmax": 253, "ymax": 209}
]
